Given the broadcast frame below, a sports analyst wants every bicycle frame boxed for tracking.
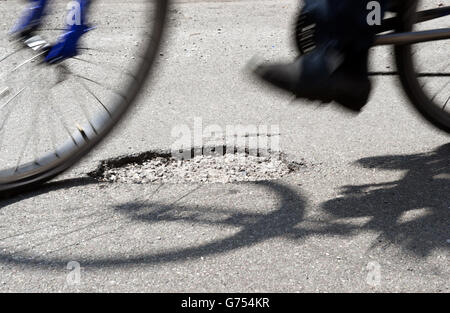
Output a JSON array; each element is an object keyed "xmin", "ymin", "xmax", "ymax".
[{"xmin": 374, "ymin": 6, "xmax": 450, "ymax": 45}]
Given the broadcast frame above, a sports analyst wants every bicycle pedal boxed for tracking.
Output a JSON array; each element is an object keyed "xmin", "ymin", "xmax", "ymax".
[
  {"xmin": 23, "ymin": 35, "xmax": 50, "ymax": 52},
  {"xmin": 295, "ymin": 10, "xmax": 317, "ymax": 55}
]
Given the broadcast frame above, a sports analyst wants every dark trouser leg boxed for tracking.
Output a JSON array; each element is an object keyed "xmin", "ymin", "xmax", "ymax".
[
  {"xmin": 251, "ymin": 0, "xmax": 391, "ymax": 110},
  {"xmin": 303, "ymin": 0, "xmax": 388, "ymax": 77},
  {"xmin": 303, "ymin": 0, "xmax": 388, "ymax": 52}
]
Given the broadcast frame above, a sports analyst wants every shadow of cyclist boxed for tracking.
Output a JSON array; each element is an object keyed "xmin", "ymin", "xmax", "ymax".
[
  {"xmin": 322, "ymin": 143, "xmax": 450, "ymax": 257},
  {"xmin": 0, "ymin": 144, "xmax": 447, "ymax": 269},
  {"xmin": 0, "ymin": 179, "xmax": 306, "ymax": 269}
]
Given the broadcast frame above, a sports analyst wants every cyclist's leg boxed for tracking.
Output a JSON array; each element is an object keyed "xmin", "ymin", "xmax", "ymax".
[
  {"xmin": 328, "ymin": 0, "xmax": 388, "ymax": 78},
  {"xmin": 303, "ymin": 0, "xmax": 388, "ymax": 55},
  {"xmin": 11, "ymin": 0, "xmax": 91, "ymax": 62},
  {"xmin": 11, "ymin": 0, "xmax": 49, "ymax": 35},
  {"xmin": 329, "ymin": 0, "xmax": 387, "ymax": 51},
  {"xmin": 252, "ymin": 0, "xmax": 389, "ymax": 111}
]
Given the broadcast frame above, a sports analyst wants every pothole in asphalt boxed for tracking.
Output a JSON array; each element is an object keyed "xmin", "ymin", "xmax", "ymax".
[{"xmin": 89, "ymin": 146, "xmax": 305, "ymax": 184}]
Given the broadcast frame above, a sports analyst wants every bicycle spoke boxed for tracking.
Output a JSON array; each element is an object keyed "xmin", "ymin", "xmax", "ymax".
[
  {"xmin": 0, "ymin": 46, "xmax": 26, "ymax": 64},
  {"xmin": 43, "ymin": 98, "xmax": 59, "ymax": 157},
  {"xmin": 431, "ymin": 80, "xmax": 450, "ymax": 102},
  {"xmin": 65, "ymin": 77, "xmax": 99, "ymax": 135},
  {"xmin": 32, "ymin": 101, "xmax": 42, "ymax": 165},
  {"xmin": 0, "ymin": 87, "xmax": 25, "ymax": 112},
  {"xmin": 78, "ymin": 47, "xmax": 146, "ymax": 61},
  {"xmin": 417, "ymin": 58, "xmax": 450, "ymax": 94},
  {"xmin": 0, "ymin": 89, "xmax": 25, "ymax": 155},
  {"xmin": 0, "ymin": 0, "xmax": 169, "ymax": 190},
  {"xmin": 0, "ymin": 50, "xmax": 47, "ymax": 81},
  {"xmin": 14, "ymin": 89, "xmax": 40, "ymax": 172},
  {"xmin": 11, "ymin": 51, "xmax": 46, "ymax": 72},
  {"xmin": 39, "ymin": 28, "xmax": 67, "ymax": 31},
  {"xmin": 422, "ymin": 62, "xmax": 450, "ymax": 103},
  {"xmin": 442, "ymin": 96, "xmax": 450, "ymax": 111},
  {"xmin": 64, "ymin": 70, "xmax": 126, "ymax": 99},
  {"xmin": 70, "ymin": 56, "xmax": 137, "ymax": 80},
  {"xmin": 0, "ymin": 87, "xmax": 9, "ymax": 100},
  {"xmin": 47, "ymin": 96, "xmax": 79, "ymax": 148},
  {"xmin": 73, "ymin": 76, "xmax": 113, "ymax": 117}
]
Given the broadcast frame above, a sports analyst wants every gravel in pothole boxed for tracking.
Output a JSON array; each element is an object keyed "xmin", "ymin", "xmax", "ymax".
[{"xmin": 98, "ymin": 153, "xmax": 296, "ymax": 184}]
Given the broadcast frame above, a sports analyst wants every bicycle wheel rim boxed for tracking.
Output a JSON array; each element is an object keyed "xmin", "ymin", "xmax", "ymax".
[{"xmin": 395, "ymin": 0, "xmax": 450, "ymax": 133}]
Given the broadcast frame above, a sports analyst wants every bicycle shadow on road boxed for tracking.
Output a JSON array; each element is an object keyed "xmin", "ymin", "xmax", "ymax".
[
  {"xmin": 0, "ymin": 177, "xmax": 98, "ymax": 206},
  {"xmin": 107, "ymin": 143, "xmax": 449, "ymax": 265},
  {"xmin": 0, "ymin": 144, "xmax": 447, "ymax": 269},
  {"xmin": 0, "ymin": 179, "xmax": 307, "ymax": 269},
  {"xmin": 322, "ymin": 143, "xmax": 450, "ymax": 257}
]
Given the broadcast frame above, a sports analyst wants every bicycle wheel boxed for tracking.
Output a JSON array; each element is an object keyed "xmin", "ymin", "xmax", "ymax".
[
  {"xmin": 395, "ymin": 0, "xmax": 450, "ymax": 133},
  {"xmin": 0, "ymin": 0, "xmax": 169, "ymax": 196}
]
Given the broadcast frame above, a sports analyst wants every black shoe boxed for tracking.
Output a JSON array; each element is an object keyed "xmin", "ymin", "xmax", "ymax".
[{"xmin": 251, "ymin": 49, "xmax": 372, "ymax": 112}]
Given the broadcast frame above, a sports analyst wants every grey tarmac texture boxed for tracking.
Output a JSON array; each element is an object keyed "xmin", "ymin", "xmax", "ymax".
[{"xmin": 0, "ymin": 0, "xmax": 449, "ymax": 292}]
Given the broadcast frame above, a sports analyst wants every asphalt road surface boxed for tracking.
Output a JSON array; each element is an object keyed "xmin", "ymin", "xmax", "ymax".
[{"xmin": 0, "ymin": 0, "xmax": 448, "ymax": 292}]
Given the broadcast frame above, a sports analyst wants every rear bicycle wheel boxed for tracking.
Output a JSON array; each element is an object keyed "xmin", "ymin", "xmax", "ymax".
[
  {"xmin": 0, "ymin": 0, "xmax": 169, "ymax": 196},
  {"xmin": 395, "ymin": 0, "xmax": 450, "ymax": 133}
]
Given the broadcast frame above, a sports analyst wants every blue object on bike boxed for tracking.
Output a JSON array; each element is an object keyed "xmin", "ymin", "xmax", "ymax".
[
  {"xmin": 45, "ymin": 24, "xmax": 91, "ymax": 64},
  {"xmin": 12, "ymin": 0, "xmax": 92, "ymax": 63},
  {"xmin": 44, "ymin": 0, "xmax": 91, "ymax": 63},
  {"xmin": 10, "ymin": 0, "xmax": 47, "ymax": 35}
]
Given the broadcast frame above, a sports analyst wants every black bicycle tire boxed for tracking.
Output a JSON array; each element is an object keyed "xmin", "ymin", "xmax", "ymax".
[
  {"xmin": 394, "ymin": 0, "xmax": 450, "ymax": 134},
  {"xmin": 0, "ymin": 0, "xmax": 170, "ymax": 197}
]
